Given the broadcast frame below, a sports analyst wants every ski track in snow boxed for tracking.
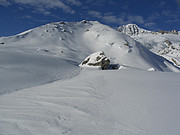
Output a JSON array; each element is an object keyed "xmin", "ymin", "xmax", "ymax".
[{"xmin": 0, "ymin": 69, "xmax": 180, "ymax": 135}]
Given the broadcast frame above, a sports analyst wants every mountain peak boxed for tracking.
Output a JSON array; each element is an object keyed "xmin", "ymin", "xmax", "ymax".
[
  {"xmin": 117, "ymin": 24, "xmax": 150, "ymax": 36},
  {"xmin": 0, "ymin": 20, "xmax": 179, "ymax": 72}
]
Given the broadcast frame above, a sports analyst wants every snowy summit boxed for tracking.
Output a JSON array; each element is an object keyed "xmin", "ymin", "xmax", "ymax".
[{"xmin": 118, "ymin": 24, "xmax": 151, "ymax": 35}]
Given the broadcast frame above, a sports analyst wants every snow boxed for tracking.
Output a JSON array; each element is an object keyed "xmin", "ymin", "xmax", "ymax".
[
  {"xmin": 0, "ymin": 69, "xmax": 180, "ymax": 135},
  {"xmin": 118, "ymin": 24, "xmax": 151, "ymax": 35},
  {"xmin": 79, "ymin": 51, "xmax": 109, "ymax": 69},
  {"xmin": 0, "ymin": 21, "xmax": 180, "ymax": 135},
  {"xmin": 81, "ymin": 51, "xmax": 105, "ymax": 64},
  {"xmin": 0, "ymin": 21, "xmax": 178, "ymax": 94},
  {"xmin": 134, "ymin": 34, "xmax": 180, "ymax": 67},
  {"xmin": 0, "ymin": 48, "xmax": 81, "ymax": 95},
  {"xmin": 118, "ymin": 24, "xmax": 180, "ymax": 67}
]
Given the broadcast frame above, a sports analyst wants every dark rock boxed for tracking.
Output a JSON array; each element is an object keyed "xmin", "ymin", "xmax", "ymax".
[
  {"xmin": 164, "ymin": 40, "xmax": 172, "ymax": 46},
  {"xmin": 60, "ymin": 21, "xmax": 65, "ymax": 25},
  {"xmin": 80, "ymin": 51, "xmax": 110, "ymax": 70},
  {"xmin": 82, "ymin": 20, "xmax": 87, "ymax": 23},
  {"xmin": 109, "ymin": 64, "xmax": 120, "ymax": 70}
]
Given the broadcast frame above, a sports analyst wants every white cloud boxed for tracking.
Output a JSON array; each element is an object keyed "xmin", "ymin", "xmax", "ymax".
[
  {"xmin": 65, "ymin": 0, "xmax": 81, "ymax": 6},
  {"xmin": 108, "ymin": 0, "xmax": 114, "ymax": 5},
  {"xmin": 144, "ymin": 22, "xmax": 156, "ymax": 28},
  {"xmin": 18, "ymin": 0, "xmax": 75, "ymax": 14},
  {"xmin": 175, "ymin": 0, "xmax": 180, "ymax": 6},
  {"xmin": 87, "ymin": 10, "xmax": 159, "ymax": 30},
  {"xmin": 33, "ymin": 8, "xmax": 52, "ymax": 15},
  {"xmin": 21, "ymin": 15, "xmax": 34, "ymax": 19},
  {"xmin": 0, "ymin": 0, "xmax": 11, "ymax": 6},
  {"xmin": 1, "ymin": 0, "xmax": 77, "ymax": 15},
  {"xmin": 159, "ymin": 0, "xmax": 166, "ymax": 8},
  {"xmin": 127, "ymin": 15, "xmax": 145, "ymax": 24},
  {"xmin": 88, "ymin": 10, "xmax": 145, "ymax": 25},
  {"xmin": 88, "ymin": 11, "xmax": 120, "ymax": 24},
  {"xmin": 88, "ymin": 11, "xmax": 102, "ymax": 18},
  {"xmin": 85, "ymin": 0, "xmax": 105, "ymax": 6},
  {"xmin": 103, "ymin": 15, "xmax": 118, "ymax": 23}
]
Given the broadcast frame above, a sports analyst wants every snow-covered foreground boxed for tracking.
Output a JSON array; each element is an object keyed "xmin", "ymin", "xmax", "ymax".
[{"xmin": 0, "ymin": 69, "xmax": 180, "ymax": 135}]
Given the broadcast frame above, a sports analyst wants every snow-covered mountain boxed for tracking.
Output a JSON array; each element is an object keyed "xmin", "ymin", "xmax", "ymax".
[
  {"xmin": 118, "ymin": 24, "xmax": 180, "ymax": 67},
  {"xmin": 0, "ymin": 21, "xmax": 178, "ymax": 71},
  {"xmin": 0, "ymin": 21, "xmax": 180, "ymax": 135},
  {"xmin": 118, "ymin": 24, "xmax": 151, "ymax": 36},
  {"xmin": 0, "ymin": 20, "xmax": 179, "ymax": 93}
]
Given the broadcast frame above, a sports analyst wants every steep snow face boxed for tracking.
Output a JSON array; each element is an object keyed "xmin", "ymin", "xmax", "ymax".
[
  {"xmin": 118, "ymin": 24, "xmax": 151, "ymax": 36},
  {"xmin": 118, "ymin": 24, "xmax": 180, "ymax": 67}
]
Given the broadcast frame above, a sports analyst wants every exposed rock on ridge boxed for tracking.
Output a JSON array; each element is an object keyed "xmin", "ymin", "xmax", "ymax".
[{"xmin": 79, "ymin": 51, "xmax": 110, "ymax": 70}]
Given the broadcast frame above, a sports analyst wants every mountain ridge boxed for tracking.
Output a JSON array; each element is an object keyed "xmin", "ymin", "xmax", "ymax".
[
  {"xmin": 118, "ymin": 23, "xmax": 180, "ymax": 67},
  {"xmin": 0, "ymin": 20, "xmax": 179, "ymax": 72}
]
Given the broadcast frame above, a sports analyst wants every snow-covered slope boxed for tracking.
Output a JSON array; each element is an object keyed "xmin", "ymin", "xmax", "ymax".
[
  {"xmin": 1, "ymin": 69, "xmax": 180, "ymax": 135},
  {"xmin": 118, "ymin": 24, "xmax": 180, "ymax": 67},
  {"xmin": 0, "ymin": 21, "xmax": 179, "ymax": 94},
  {"xmin": 0, "ymin": 21, "xmax": 180, "ymax": 135}
]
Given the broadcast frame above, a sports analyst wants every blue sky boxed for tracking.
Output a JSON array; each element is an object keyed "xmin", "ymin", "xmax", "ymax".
[{"xmin": 0, "ymin": 0, "xmax": 180, "ymax": 36}]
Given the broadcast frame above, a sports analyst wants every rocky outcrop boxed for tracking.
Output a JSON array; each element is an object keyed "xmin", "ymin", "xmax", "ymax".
[
  {"xmin": 158, "ymin": 30, "xmax": 178, "ymax": 35},
  {"xmin": 79, "ymin": 51, "xmax": 110, "ymax": 70},
  {"xmin": 164, "ymin": 40, "xmax": 172, "ymax": 46}
]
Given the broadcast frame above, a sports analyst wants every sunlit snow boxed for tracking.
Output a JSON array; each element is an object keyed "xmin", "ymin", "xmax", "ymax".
[{"xmin": 0, "ymin": 21, "xmax": 180, "ymax": 135}]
